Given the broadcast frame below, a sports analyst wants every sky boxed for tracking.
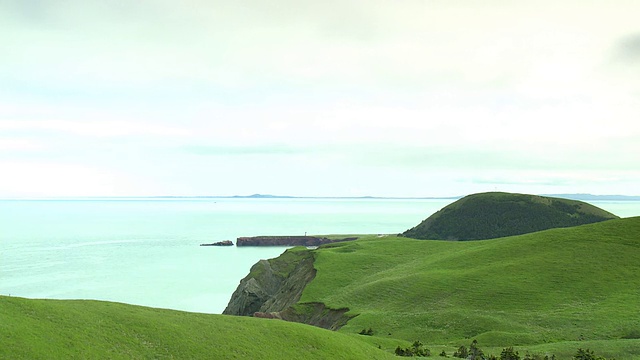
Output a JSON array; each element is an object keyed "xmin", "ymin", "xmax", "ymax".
[{"xmin": 1, "ymin": 1, "xmax": 639, "ymax": 198}]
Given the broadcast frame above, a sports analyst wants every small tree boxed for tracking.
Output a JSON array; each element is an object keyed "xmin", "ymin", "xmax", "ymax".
[
  {"xmin": 573, "ymin": 349, "xmax": 596, "ymax": 360},
  {"xmin": 411, "ymin": 341, "xmax": 431, "ymax": 357},
  {"xmin": 453, "ymin": 345, "xmax": 469, "ymax": 359},
  {"xmin": 395, "ymin": 341, "xmax": 431, "ymax": 357},
  {"xmin": 395, "ymin": 346, "xmax": 409, "ymax": 356},
  {"xmin": 500, "ymin": 347, "xmax": 520, "ymax": 360},
  {"xmin": 469, "ymin": 340, "xmax": 484, "ymax": 360}
]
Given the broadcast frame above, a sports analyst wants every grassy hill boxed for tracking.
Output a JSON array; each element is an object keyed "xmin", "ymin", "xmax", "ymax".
[
  {"xmin": 297, "ymin": 217, "xmax": 640, "ymax": 358},
  {"xmin": 403, "ymin": 192, "xmax": 618, "ymax": 240},
  {"xmin": 6, "ymin": 214, "xmax": 639, "ymax": 358},
  {"xmin": 0, "ymin": 296, "xmax": 394, "ymax": 360}
]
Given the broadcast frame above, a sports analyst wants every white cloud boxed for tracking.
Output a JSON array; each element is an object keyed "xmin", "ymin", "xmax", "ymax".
[
  {"xmin": 0, "ymin": 138, "xmax": 43, "ymax": 151},
  {"xmin": 0, "ymin": 161, "xmax": 130, "ymax": 197},
  {"xmin": 1, "ymin": 0, "xmax": 636, "ymax": 92},
  {"xmin": 0, "ymin": 119, "xmax": 192, "ymax": 138}
]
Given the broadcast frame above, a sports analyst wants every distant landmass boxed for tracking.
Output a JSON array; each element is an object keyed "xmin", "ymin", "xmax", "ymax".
[
  {"xmin": 160, "ymin": 193, "xmax": 640, "ymax": 200},
  {"xmin": 231, "ymin": 194, "xmax": 295, "ymax": 199},
  {"xmin": 8, "ymin": 193, "xmax": 638, "ymax": 201},
  {"xmin": 227, "ymin": 194, "xmax": 459, "ymax": 199},
  {"xmin": 139, "ymin": 194, "xmax": 462, "ymax": 200}
]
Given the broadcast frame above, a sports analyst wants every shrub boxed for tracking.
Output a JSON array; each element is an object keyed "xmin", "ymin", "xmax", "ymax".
[
  {"xmin": 500, "ymin": 347, "xmax": 520, "ymax": 360},
  {"xmin": 453, "ymin": 345, "xmax": 469, "ymax": 359},
  {"xmin": 395, "ymin": 341, "xmax": 431, "ymax": 357},
  {"xmin": 469, "ymin": 339, "xmax": 484, "ymax": 360},
  {"xmin": 573, "ymin": 349, "xmax": 597, "ymax": 360}
]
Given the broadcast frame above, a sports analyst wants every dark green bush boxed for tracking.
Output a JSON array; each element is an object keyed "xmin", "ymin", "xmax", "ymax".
[
  {"xmin": 395, "ymin": 341, "xmax": 430, "ymax": 357},
  {"xmin": 500, "ymin": 347, "xmax": 520, "ymax": 360}
]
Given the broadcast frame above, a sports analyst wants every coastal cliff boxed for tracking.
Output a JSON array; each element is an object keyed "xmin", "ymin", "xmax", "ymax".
[
  {"xmin": 236, "ymin": 236, "xmax": 357, "ymax": 247},
  {"xmin": 223, "ymin": 247, "xmax": 354, "ymax": 330}
]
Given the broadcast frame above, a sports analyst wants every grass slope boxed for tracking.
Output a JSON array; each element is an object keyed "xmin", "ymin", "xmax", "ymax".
[
  {"xmin": 0, "ymin": 296, "xmax": 394, "ymax": 360},
  {"xmin": 300, "ymin": 217, "xmax": 640, "ymax": 358},
  {"xmin": 403, "ymin": 192, "xmax": 619, "ymax": 240}
]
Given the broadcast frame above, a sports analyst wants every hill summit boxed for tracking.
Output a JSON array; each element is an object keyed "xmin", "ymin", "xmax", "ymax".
[{"xmin": 402, "ymin": 192, "xmax": 618, "ymax": 240}]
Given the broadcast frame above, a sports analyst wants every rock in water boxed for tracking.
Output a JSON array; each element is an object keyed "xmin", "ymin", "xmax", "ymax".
[{"xmin": 200, "ymin": 240, "xmax": 234, "ymax": 246}]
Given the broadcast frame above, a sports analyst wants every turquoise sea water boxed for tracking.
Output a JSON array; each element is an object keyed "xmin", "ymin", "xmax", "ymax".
[{"xmin": 1, "ymin": 198, "xmax": 638, "ymax": 314}]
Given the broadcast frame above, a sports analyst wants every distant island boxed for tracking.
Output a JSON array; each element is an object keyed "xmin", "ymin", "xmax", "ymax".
[
  {"xmin": 132, "ymin": 193, "xmax": 640, "ymax": 200},
  {"xmin": 8, "ymin": 193, "xmax": 639, "ymax": 201},
  {"xmin": 231, "ymin": 194, "xmax": 296, "ymax": 199}
]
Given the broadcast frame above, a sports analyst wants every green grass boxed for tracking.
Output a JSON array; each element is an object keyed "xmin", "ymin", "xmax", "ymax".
[
  {"xmin": 266, "ymin": 245, "xmax": 314, "ymax": 278},
  {"xmin": 403, "ymin": 192, "xmax": 619, "ymax": 240},
  {"xmin": 299, "ymin": 217, "xmax": 640, "ymax": 358},
  {"xmin": 0, "ymin": 296, "xmax": 394, "ymax": 359}
]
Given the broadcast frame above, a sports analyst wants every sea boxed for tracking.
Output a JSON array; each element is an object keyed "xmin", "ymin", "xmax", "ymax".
[{"xmin": 1, "ymin": 198, "xmax": 638, "ymax": 314}]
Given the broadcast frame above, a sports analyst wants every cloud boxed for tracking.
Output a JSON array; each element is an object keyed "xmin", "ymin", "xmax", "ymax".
[
  {"xmin": 467, "ymin": 173, "xmax": 629, "ymax": 187},
  {"xmin": 0, "ymin": 120, "xmax": 191, "ymax": 138},
  {"xmin": 0, "ymin": 1, "xmax": 617, "ymax": 94},
  {"xmin": 0, "ymin": 138, "xmax": 43, "ymax": 151},
  {"xmin": 0, "ymin": 161, "xmax": 130, "ymax": 197},
  {"xmin": 469, "ymin": 176, "xmax": 576, "ymax": 187},
  {"xmin": 615, "ymin": 33, "xmax": 640, "ymax": 62},
  {"xmin": 340, "ymin": 141, "xmax": 640, "ymax": 173},
  {"xmin": 183, "ymin": 144, "xmax": 313, "ymax": 156},
  {"xmin": 0, "ymin": 0, "xmax": 638, "ymax": 113}
]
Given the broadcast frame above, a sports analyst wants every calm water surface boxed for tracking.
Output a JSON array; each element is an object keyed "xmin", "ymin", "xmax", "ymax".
[{"xmin": 1, "ymin": 198, "xmax": 637, "ymax": 314}]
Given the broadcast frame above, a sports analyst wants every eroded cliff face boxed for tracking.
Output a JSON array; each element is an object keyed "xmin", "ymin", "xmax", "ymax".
[
  {"xmin": 254, "ymin": 303, "xmax": 353, "ymax": 331},
  {"xmin": 223, "ymin": 247, "xmax": 316, "ymax": 316},
  {"xmin": 222, "ymin": 247, "xmax": 355, "ymax": 330}
]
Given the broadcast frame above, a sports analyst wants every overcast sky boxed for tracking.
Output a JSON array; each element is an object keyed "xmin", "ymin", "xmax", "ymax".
[{"xmin": 1, "ymin": 1, "xmax": 639, "ymax": 197}]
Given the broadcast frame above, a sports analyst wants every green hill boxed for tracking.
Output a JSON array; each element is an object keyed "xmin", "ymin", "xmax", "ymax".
[
  {"xmin": 6, "ymin": 213, "xmax": 638, "ymax": 358},
  {"xmin": 291, "ymin": 217, "xmax": 640, "ymax": 358},
  {"xmin": 402, "ymin": 192, "xmax": 618, "ymax": 240},
  {"xmin": 0, "ymin": 296, "xmax": 394, "ymax": 360}
]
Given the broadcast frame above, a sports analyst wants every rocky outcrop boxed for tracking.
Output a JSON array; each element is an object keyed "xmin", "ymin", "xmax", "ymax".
[
  {"xmin": 223, "ymin": 247, "xmax": 317, "ymax": 316},
  {"xmin": 236, "ymin": 236, "xmax": 357, "ymax": 247},
  {"xmin": 254, "ymin": 303, "xmax": 354, "ymax": 331},
  {"xmin": 200, "ymin": 240, "xmax": 233, "ymax": 246},
  {"xmin": 223, "ymin": 247, "xmax": 355, "ymax": 330}
]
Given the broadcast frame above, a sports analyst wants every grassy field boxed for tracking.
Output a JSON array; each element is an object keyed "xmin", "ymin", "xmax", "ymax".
[
  {"xmin": 300, "ymin": 217, "xmax": 640, "ymax": 358},
  {"xmin": 0, "ymin": 295, "xmax": 395, "ymax": 359}
]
